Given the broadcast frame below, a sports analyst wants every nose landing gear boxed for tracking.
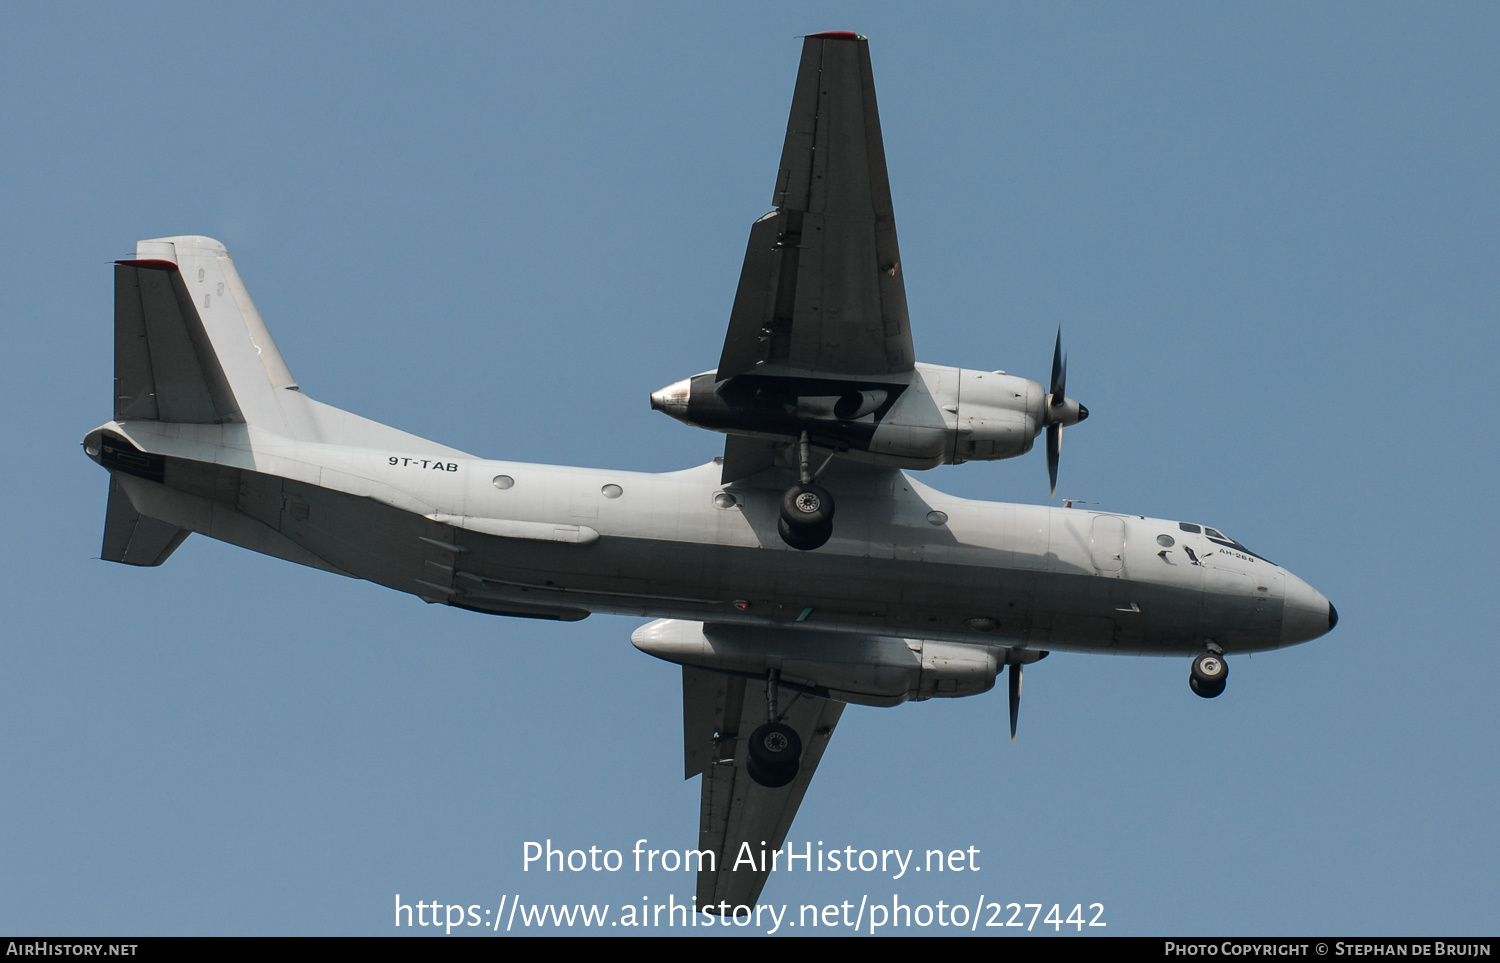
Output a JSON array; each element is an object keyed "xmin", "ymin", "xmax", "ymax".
[{"xmin": 1190, "ymin": 645, "xmax": 1229, "ymax": 699}]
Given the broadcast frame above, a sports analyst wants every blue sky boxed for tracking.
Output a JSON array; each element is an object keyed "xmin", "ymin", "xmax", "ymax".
[{"xmin": 2, "ymin": 3, "xmax": 1496, "ymax": 936}]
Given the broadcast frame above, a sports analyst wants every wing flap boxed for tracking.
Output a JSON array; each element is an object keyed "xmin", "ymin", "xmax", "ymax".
[
  {"xmin": 717, "ymin": 212, "xmax": 785, "ymax": 379},
  {"xmin": 720, "ymin": 435, "xmax": 779, "ymax": 484}
]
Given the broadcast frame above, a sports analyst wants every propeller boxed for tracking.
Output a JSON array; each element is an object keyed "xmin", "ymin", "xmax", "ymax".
[
  {"xmin": 1045, "ymin": 328, "xmax": 1088, "ymax": 498},
  {"xmin": 1008, "ymin": 662, "xmax": 1022, "ymax": 743},
  {"xmin": 1006, "ymin": 653, "xmax": 1047, "ymax": 743}
]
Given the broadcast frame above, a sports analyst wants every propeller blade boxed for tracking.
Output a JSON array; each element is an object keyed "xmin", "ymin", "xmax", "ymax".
[
  {"xmin": 1008, "ymin": 662, "xmax": 1022, "ymax": 743},
  {"xmin": 1046, "ymin": 328, "xmax": 1069, "ymax": 498},
  {"xmin": 1050, "ymin": 327, "xmax": 1066, "ymax": 399},
  {"xmin": 1047, "ymin": 423, "xmax": 1061, "ymax": 498}
]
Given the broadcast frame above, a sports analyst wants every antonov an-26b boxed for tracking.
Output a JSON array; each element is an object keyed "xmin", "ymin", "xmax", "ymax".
[{"xmin": 84, "ymin": 32, "xmax": 1337, "ymax": 911}]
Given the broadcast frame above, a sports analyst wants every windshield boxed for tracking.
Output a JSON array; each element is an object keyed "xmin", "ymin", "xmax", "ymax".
[{"xmin": 1181, "ymin": 522, "xmax": 1274, "ymax": 564}]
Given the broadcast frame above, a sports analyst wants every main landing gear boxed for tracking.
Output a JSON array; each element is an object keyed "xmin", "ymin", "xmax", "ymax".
[
  {"xmin": 778, "ymin": 432, "xmax": 835, "ymax": 551},
  {"xmin": 1189, "ymin": 644, "xmax": 1229, "ymax": 699},
  {"xmin": 747, "ymin": 669, "xmax": 803, "ymax": 788}
]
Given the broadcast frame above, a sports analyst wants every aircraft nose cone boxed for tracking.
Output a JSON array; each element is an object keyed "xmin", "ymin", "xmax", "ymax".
[{"xmin": 1282, "ymin": 574, "xmax": 1335, "ymax": 645}]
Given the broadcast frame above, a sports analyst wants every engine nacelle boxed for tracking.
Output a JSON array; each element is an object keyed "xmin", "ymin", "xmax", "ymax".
[
  {"xmin": 631, "ymin": 619, "xmax": 1002, "ymax": 708},
  {"xmin": 651, "ymin": 362, "xmax": 1054, "ymax": 471},
  {"xmin": 871, "ymin": 365, "xmax": 1045, "ymax": 466}
]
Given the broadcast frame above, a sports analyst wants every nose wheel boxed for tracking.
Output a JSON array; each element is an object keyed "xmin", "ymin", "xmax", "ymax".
[{"xmin": 1189, "ymin": 649, "xmax": 1228, "ymax": 698}]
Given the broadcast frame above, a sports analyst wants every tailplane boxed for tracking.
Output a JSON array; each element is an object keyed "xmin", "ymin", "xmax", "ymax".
[{"xmin": 101, "ymin": 476, "xmax": 189, "ymax": 566}]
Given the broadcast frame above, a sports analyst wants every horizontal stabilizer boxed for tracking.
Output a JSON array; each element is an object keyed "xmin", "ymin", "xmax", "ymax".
[{"xmin": 101, "ymin": 477, "xmax": 190, "ymax": 566}]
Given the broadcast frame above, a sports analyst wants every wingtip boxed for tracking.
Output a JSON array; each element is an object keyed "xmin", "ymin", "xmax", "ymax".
[{"xmin": 806, "ymin": 30, "xmax": 864, "ymax": 41}]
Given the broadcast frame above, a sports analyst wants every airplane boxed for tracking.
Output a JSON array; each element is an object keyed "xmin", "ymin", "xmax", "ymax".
[{"xmin": 84, "ymin": 32, "xmax": 1336, "ymax": 915}]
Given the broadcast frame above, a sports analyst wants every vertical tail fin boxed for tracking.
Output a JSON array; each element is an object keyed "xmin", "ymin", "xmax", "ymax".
[{"xmin": 114, "ymin": 235, "xmax": 304, "ymax": 436}]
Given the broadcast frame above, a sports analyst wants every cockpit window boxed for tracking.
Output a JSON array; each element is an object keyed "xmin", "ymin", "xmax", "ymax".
[
  {"xmin": 1179, "ymin": 522, "xmax": 1273, "ymax": 562},
  {"xmin": 1202, "ymin": 526, "xmax": 1275, "ymax": 564}
]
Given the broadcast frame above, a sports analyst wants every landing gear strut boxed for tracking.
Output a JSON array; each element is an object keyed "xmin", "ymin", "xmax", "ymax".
[
  {"xmin": 1189, "ymin": 644, "xmax": 1228, "ymax": 699},
  {"xmin": 747, "ymin": 669, "xmax": 803, "ymax": 788},
  {"xmin": 778, "ymin": 432, "xmax": 835, "ymax": 551}
]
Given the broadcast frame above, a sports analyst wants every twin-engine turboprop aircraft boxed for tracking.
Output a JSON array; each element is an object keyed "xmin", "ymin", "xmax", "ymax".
[{"xmin": 84, "ymin": 32, "xmax": 1336, "ymax": 912}]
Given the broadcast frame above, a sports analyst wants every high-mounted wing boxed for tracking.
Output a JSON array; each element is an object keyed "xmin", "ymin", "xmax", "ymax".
[
  {"xmin": 717, "ymin": 32, "xmax": 913, "ymax": 381},
  {"xmin": 682, "ymin": 665, "xmax": 844, "ymax": 912}
]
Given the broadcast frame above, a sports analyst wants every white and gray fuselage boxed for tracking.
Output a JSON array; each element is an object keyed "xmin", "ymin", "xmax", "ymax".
[{"xmin": 87, "ymin": 414, "xmax": 1333, "ymax": 661}]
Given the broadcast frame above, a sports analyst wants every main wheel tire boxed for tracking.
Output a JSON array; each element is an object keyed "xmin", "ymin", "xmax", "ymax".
[
  {"xmin": 1189, "ymin": 652, "xmax": 1229, "ymax": 699},
  {"xmin": 780, "ymin": 483, "xmax": 835, "ymax": 528},
  {"xmin": 746, "ymin": 721, "xmax": 802, "ymax": 788},
  {"xmin": 747, "ymin": 756, "xmax": 799, "ymax": 788},
  {"xmin": 778, "ymin": 516, "xmax": 832, "ymax": 551}
]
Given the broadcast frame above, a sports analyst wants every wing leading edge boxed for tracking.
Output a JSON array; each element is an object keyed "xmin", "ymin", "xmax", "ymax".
[
  {"xmin": 682, "ymin": 665, "xmax": 844, "ymax": 912},
  {"xmin": 718, "ymin": 32, "xmax": 913, "ymax": 381}
]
